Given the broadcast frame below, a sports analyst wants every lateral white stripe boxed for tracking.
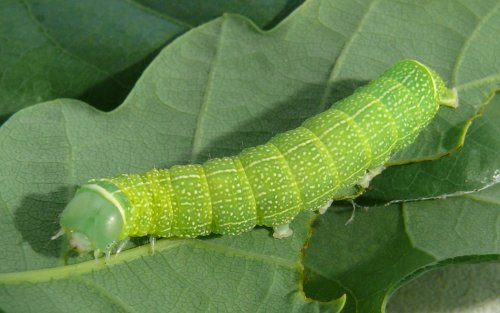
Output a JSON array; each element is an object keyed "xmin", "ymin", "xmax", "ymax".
[
  {"xmin": 171, "ymin": 174, "xmax": 200, "ymax": 181},
  {"xmin": 238, "ymin": 78, "xmax": 408, "ymax": 170},
  {"xmin": 282, "ymin": 138, "xmax": 315, "ymax": 156},
  {"xmin": 246, "ymin": 155, "xmax": 280, "ymax": 168},
  {"xmin": 219, "ymin": 219, "xmax": 252, "ymax": 227},
  {"xmin": 84, "ymin": 184, "xmax": 127, "ymax": 226},
  {"xmin": 206, "ymin": 168, "xmax": 237, "ymax": 177},
  {"xmin": 319, "ymin": 83, "xmax": 401, "ymax": 139}
]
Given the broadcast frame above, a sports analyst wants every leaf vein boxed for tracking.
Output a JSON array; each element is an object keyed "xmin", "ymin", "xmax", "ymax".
[
  {"xmin": 189, "ymin": 20, "xmax": 225, "ymax": 163},
  {"xmin": 317, "ymin": 0, "xmax": 381, "ymax": 112},
  {"xmin": 450, "ymin": 0, "xmax": 500, "ymax": 86}
]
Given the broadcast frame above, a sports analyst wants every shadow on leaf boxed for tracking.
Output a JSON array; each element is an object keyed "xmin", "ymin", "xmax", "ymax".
[
  {"xmin": 14, "ymin": 186, "xmax": 76, "ymax": 258},
  {"xmin": 79, "ymin": 45, "xmax": 168, "ymax": 112},
  {"xmin": 197, "ymin": 79, "xmax": 368, "ymax": 162}
]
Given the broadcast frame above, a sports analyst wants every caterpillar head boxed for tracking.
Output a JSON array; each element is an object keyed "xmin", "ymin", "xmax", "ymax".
[{"xmin": 56, "ymin": 184, "xmax": 125, "ymax": 257}]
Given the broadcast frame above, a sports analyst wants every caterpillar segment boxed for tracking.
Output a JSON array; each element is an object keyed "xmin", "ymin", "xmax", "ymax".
[{"xmin": 55, "ymin": 60, "xmax": 458, "ymax": 258}]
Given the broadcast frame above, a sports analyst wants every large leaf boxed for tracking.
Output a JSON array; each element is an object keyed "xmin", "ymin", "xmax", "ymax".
[
  {"xmin": 0, "ymin": 0, "xmax": 499, "ymax": 312},
  {"xmin": 304, "ymin": 176, "xmax": 500, "ymax": 313},
  {"xmin": 0, "ymin": 0, "xmax": 303, "ymax": 117},
  {"xmin": 0, "ymin": 212, "xmax": 345, "ymax": 312}
]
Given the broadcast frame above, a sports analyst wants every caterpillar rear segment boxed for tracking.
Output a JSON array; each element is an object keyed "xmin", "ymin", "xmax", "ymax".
[{"xmin": 56, "ymin": 60, "xmax": 458, "ymax": 258}]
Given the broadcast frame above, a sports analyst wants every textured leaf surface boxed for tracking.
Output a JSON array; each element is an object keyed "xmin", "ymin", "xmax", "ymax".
[
  {"xmin": 0, "ymin": 213, "xmax": 345, "ymax": 312},
  {"xmin": 304, "ymin": 182, "xmax": 500, "ymax": 312},
  {"xmin": 387, "ymin": 263, "xmax": 500, "ymax": 313},
  {"xmin": 0, "ymin": 0, "xmax": 302, "ymax": 117},
  {"xmin": 0, "ymin": 0, "xmax": 499, "ymax": 312}
]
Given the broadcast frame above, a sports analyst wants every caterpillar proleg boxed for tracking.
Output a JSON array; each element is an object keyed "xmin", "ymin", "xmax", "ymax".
[{"xmin": 54, "ymin": 60, "xmax": 458, "ymax": 258}]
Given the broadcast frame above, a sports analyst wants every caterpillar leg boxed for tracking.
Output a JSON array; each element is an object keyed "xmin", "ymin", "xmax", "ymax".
[
  {"xmin": 100, "ymin": 242, "xmax": 117, "ymax": 262},
  {"xmin": 50, "ymin": 228, "xmax": 65, "ymax": 241},
  {"xmin": 104, "ymin": 249, "xmax": 112, "ymax": 262},
  {"xmin": 93, "ymin": 249, "xmax": 102, "ymax": 261},
  {"xmin": 149, "ymin": 236, "xmax": 156, "ymax": 255},
  {"xmin": 115, "ymin": 237, "xmax": 130, "ymax": 255},
  {"xmin": 318, "ymin": 200, "xmax": 333, "ymax": 215},
  {"xmin": 359, "ymin": 166, "xmax": 385, "ymax": 188},
  {"xmin": 273, "ymin": 224, "xmax": 293, "ymax": 239}
]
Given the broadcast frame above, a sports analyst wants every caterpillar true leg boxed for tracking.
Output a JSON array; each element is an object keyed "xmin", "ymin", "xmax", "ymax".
[
  {"xmin": 318, "ymin": 200, "xmax": 333, "ymax": 215},
  {"xmin": 115, "ymin": 237, "xmax": 130, "ymax": 255},
  {"xmin": 272, "ymin": 224, "xmax": 293, "ymax": 239}
]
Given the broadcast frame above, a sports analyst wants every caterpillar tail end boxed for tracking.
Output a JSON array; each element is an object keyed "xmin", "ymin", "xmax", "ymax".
[{"xmin": 439, "ymin": 87, "xmax": 459, "ymax": 109}]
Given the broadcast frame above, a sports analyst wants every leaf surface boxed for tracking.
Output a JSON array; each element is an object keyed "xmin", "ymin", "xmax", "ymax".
[
  {"xmin": 0, "ymin": 0, "xmax": 499, "ymax": 312},
  {"xmin": 387, "ymin": 263, "xmax": 500, "ymax": 313},
  {"xmin": 0, "ymin": 0, "xmax": 302, "ymax": 117},
  {"xmin": 304, "ymin": 182, "xmax": 500, "ymax": 312}
]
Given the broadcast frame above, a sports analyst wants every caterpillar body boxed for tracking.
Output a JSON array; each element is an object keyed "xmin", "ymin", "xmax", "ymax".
[{"xmin": 55, "ymin": 60, "xmax": 458, "ymax": 258}]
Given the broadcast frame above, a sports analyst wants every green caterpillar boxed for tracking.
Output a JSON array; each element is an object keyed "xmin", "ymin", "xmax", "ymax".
[{"xmin": 54, "ymin": 60, "xmax": 457, "ymax": 258}]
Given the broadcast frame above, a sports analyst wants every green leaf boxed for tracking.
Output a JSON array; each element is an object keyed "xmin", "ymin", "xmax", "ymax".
[
  {"xmin": 134, "ymin": 0, "xmax": 304, "ymax": 29},
  {"xmin": 0, "ymin": 0, "xmax": 303, "ymax": 117},
  {"xmin": 0, "ymin": 0, "xmax": 499, "ymax": 312},
  {"xmin": 303, "ymin": 183, "xmax": 500, "ymax": 312},
  {"xmin": 0, "ymin": 213, "xmax": 345, "ymax": 312},
  {"xmin": 387, "ymin": 263, "xmax": 500, "ymax": 313}
]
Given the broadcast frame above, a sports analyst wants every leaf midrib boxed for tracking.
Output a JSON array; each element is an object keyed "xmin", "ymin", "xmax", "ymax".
[
  {"xmin": 189, "ymin": 19, "xmax": 225, "ymax": 163},
  {"xmin": 0, "ymin": 237, "xmax": 298, "ymax": 285}
]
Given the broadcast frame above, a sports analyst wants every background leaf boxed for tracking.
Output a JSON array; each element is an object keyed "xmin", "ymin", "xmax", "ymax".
[
  {"xmin": 0, "ymin": 0, "xmax": 304, "ymax": 118},
  {"xmin": 0, "ymin": 0, "xmax": 499, "ymax": 312},
  {"xmin": 304, "ymin": 178, "xmax": 500, "ymax": 312},
  {"xmin": 387, "ymin": 263, "xmax": 500, "ymax": 313}
]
